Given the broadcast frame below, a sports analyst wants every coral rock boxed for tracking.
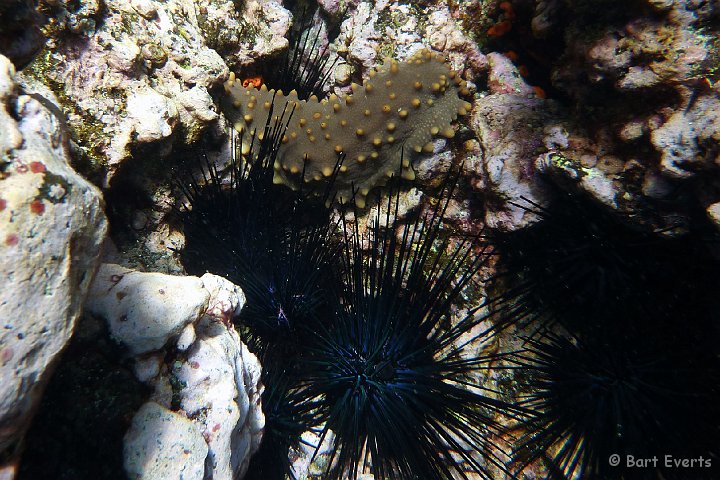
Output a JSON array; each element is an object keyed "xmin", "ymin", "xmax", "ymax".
[
  {"xmin": 471, "ymin": 93, "xmax": 561, "ymax": 230},
  {"xmin": 0, "ymin": 53, "xmax": 107, "ymax": 467},
  {"xmin": 124, "ymin": 402, "xmax": 208, "ymax": 480},
  {"xmin": 85, "ymin": 263, "xmax": 210, "ymax": 355},
  {"xmin": 651, "ymin": 93, "xmax": 720, "ymax": 179},
  {"xmin": 172, "ymin": 314, "xmax": 264, "ymax": 479},
  {"xmin": 86, "ymin": 266, "xmax": 265, "ymax": 480},
  {"xmin": 487, "ymin": 52, "xmax": 535, "ymax": 97},
  {"xmin": 23, "ymin": 0, "xmax": 251, "ymax": 183}
]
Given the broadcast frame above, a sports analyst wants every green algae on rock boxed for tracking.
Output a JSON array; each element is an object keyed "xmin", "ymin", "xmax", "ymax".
[{"xmin": 223, "ymin": 49, "xmax": 472, "ymax": 207}]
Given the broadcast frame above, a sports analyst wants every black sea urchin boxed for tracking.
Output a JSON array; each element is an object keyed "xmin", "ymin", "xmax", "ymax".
[
  {"xmin": 294, "ymin": 172, "xmax": 529, "ymax": 479},
  {"xmin": 495, "ymin": 186, "xmax": 720, "ymax": 479},
  {"xmin": 513, "ymin": 308, "xmax": 720, "ymax": 480},
  {"xmin": 490, "ymin": 187, "xmax": 715, "ymax": 333},
  {"xmin": 261, "ymin": 6, "xmax": 339, "ymax": 100}
]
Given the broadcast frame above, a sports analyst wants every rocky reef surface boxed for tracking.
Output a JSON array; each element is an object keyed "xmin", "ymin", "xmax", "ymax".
[{"xmin": 0, "ymin": 0, "xmax": 718, "ymax": 478}]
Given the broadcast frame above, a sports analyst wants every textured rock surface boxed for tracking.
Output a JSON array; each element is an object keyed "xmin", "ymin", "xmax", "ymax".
[
  {"xmin": 84, "ymin": 266, "xmax": 264, "ymax": 480},
  {"xmin": 198, "ymin": 0, "xmax": 291, "ymax": 68},
  {"xmin": 471, "ymin": 91, "xmax": 562, "ymax": 230},
  {"xmin": 651, "ymin": 93, "xmax": 720, "ymax": 179},
  {"xmin": 171, "ymin": 305, "xmax": 264, "ymax": 479},
  {"xmin": 0, "ymin": 53, "xmax": 107, "ymax": 466},
  {"xmin": 124, "ymin": 402, "xmax": 208, "ymax": 480},
  {"xmin": 517, "ymin": 0, "xmax": 720, "ymax": 230},
  {"xmin": 84, "ymin": 263, "xmax": 210, "ymax": 355},
  {"xmin": 451, "ymin": 0, "xmax": 720, "ymax": 234},
  {"xmin": 164, "ymin": 273, "xmax": 263, "ymax": 480},
  {"xmin": 24, "ymin": 0, "xmax": 291, "ymax": 185}
]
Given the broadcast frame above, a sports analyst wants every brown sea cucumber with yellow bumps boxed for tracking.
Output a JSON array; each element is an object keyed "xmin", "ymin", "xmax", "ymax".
[{"xmin": 223, "ymin": 49, "xmax": 472, "ymax": 207}]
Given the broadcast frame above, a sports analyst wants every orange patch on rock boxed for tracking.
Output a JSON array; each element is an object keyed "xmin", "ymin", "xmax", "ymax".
[
  {"xmin": 30, "ymin": 162, "xmax": 46, "ymax": 173},
  {"xmin": 30, "ymin": 199, "xmax": 45, "ymax": 215},
  {"xmin": 242, "ymin": 76, "xmax": 264, "ymax": 88},
  {"xmin": 532, "ymin": 86, "xmax": 547, "ymax": 99}
]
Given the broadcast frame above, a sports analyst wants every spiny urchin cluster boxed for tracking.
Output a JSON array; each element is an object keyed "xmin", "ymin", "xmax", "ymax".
[
  {"xmin": 176, "ymin": 128, "xmax": 525, "ymax": 478},
  {"xmin": 492, "ymin": 187, "xmax": 720, "ymax": 479}
]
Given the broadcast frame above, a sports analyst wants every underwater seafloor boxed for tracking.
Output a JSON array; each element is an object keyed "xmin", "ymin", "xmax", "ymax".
[{"xmin": 1, "ymin": 0, "xmax": 720, "ymax": 479}]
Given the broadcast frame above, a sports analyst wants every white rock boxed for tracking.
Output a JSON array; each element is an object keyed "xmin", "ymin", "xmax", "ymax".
[
  {"xmin": 130, "ymin": 0, "xmax": 157, "ymax": 19},
  {"xmin": 0, "ymin": 54, "xmax": 107, "ymax": 462},
  {"xmin": 175, "ymin": 323, "xmax": 196, "ymax": 351},
  {"xmin": 201, "ymin": 273, "xmax": 246, "ymax": 323},
  {"xmin": 176, "ymin": 85, "xmax": 218, "ymax": 123},
  {"xmin": 167, "ymin": 275, "xmax": 263, "ymax": 480},
  {"xmin": 124, "ymin": 402, "xmax": 208, "ymax": 480},
  {"xmin": 91, "ymin": 270, "xmax": 265, "ymax": 479},
  {"xmin": 125, "ymin": 88, "xmax": 178, "ymax": 143},
  {"xmin": 85, "ymin": 263, "xmax": 209, "ymax": 355},
  {"xmin": 338, "ymin": 2, "xmax": 381, "ymax": 72},
  {"xmin": 132, "ymin": 354, "xmax": 163, "ymax": 384},
  {"xmin": 707, "ymin": 202, "xmax": 720, "ymax": 230},
  {"xmin": 651, "ymin": 94, "xmax": 720, "ymax": 179},
  {"xmin": 173, "ymin": 320, "xmax": 264, "ymax": 479},
  {"xmin": 106, "ymin": 34, "xmax": 141, "ymax": 72}
]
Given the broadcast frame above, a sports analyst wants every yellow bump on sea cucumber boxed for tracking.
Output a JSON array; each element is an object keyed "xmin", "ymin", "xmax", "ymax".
[{"xmin": 223, "ymin": 49, "xmax": 471, "ymax": 204}]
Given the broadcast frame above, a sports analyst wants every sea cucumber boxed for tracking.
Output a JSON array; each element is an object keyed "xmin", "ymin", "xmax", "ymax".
[{"xmin": 223, "ymin": 49, "xmax": 472, "ymax": 207}]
